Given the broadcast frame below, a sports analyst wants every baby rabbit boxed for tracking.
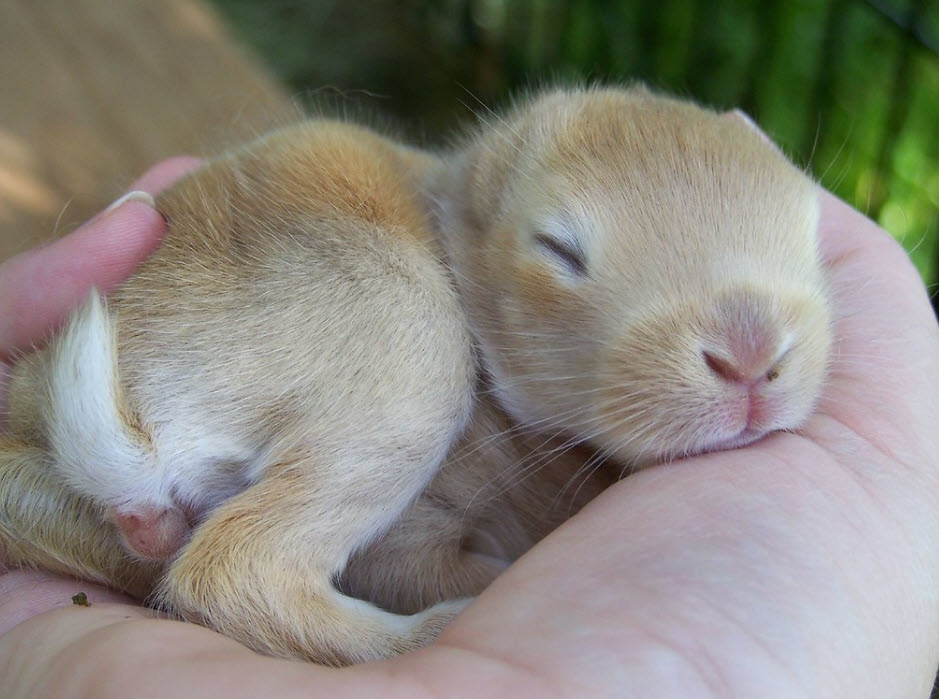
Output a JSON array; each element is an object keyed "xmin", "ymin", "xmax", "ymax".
[
  {"xmin": 345, "ymin": 85, "xmax": 832, "ymax": 613},
  {"xmin": 4, "ymin": 121, "xmax": 477, "ymax": 664},
  {"xmin": 0, "ymin": 85, "xmax": 832, "ymax": 664}
]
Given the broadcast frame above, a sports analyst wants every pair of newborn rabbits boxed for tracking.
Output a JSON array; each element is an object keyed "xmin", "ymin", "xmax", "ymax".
[{"xmin": 0, "ymin": 85, "xmax": 832, "ymax": 665}]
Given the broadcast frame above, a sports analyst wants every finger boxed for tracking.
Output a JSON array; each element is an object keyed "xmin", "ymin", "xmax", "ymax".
[
  {"xmin": 0, "ymin": 199, "xmax": 164, "ymax": 360},
  {"xmin": 0, "ymin": 157, "xmax": 202, "ymax": 361},
  {"xmin": 128, "ymin": 156, "xmax": 203, "ymax": 193}
]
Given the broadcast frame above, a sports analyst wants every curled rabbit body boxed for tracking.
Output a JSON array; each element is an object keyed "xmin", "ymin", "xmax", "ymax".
[
  {"xmin": 0, "ymin": 86, "xmax": 832, "ymax": 663},
  {"xmin": 4, "ymin": 121, "xmax": 477, "ymax": 664}
]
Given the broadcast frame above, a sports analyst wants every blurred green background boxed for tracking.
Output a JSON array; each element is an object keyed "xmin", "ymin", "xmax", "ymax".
[{"xmin": 210, "ymin": 0, "xmax": 939, "ymax": 309}]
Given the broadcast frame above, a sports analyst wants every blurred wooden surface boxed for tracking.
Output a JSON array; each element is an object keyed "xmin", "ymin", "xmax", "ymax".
[{"xmin": 0, "ymin": 0, "xmax": 293, "ymax": 261}]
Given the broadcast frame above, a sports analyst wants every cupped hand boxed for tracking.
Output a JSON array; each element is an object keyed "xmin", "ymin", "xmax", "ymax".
[{"xmin": 0, "ymin": 170, "xmax": 937, "ymax": 697}]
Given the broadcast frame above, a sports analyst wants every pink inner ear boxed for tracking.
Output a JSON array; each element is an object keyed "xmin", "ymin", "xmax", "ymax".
[{"xmin": 113, "ymin": 505, "xmax": 189, "ymax": 561}]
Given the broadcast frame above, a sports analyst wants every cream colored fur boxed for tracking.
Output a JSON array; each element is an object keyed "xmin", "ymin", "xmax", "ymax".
[
  {"xmin": 0, "ymin": 85, "xmax": 832, "ymax": 664},
  {"xmin": 45, "ymin": 293, "xmax": 161, "ymax": 509},
  {"xmin": 346, "ymin": 86, "xmax": 832, "ymax": 615},
  {"xmin": 6, "ymin": 120, "xmax": 477, "ymax": 664}
]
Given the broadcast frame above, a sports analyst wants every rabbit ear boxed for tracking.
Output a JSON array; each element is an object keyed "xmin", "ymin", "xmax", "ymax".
[{"xmin": 43, "ymin": 290, "xmax": 166, "ymax": 513}]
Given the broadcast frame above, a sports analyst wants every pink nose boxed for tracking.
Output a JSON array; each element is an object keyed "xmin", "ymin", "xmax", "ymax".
[
  {"xmin": 701, "ymin": 300, "xmax": 787, "ymax": 387},
  {"xmin": 703, "ymin": 345, "xmax": 778, "ymax": 430},
  {"xmin": 703, "ymin": 349, "xmax": 780, "ymax": 387}
]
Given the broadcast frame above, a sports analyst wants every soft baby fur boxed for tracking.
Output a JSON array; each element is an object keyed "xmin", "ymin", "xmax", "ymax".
[{"xmin": 0, "ymin": 85, "xmax": 832, "ymax": 664}]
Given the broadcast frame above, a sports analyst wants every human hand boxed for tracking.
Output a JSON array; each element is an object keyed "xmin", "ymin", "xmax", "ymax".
[{"xmin": 0, "ymin": 173, "xmax": 937, "ymax": 697}]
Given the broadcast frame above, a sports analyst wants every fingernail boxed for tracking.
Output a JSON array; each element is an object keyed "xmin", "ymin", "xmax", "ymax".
[{"xmin": 104, "ymin": 190, "xmax": 155, "ymax": 213}]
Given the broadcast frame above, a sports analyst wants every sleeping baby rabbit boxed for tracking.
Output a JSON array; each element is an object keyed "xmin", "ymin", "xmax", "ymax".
[{"xmin": 0, "ymin": 85, "xmax": 831, "ymax": 665}]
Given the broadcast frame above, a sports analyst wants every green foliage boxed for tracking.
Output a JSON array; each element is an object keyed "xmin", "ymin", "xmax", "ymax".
[{"xmin": 211, "ymin": 0, "xmax": 939, "ymax": 291}]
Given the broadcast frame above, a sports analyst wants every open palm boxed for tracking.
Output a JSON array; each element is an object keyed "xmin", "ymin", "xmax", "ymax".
[{"xmin": 0, "ymin": 165, "xmax": 936, "ymax": 698}]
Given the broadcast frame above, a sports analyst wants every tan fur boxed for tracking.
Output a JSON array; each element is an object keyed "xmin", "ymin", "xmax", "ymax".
[
  {"xmin": 346, "ymin": 86, "xmax": 831, "ymax": 613},
  {"xmin": 4, "ymin": 120, "xmax": 476, "ymax": 664},
  {"xmin": 0, "ymin": 86, "xmax": 832, "ymax": 664},
  {"xmin": 436, "ymin": 88, "xmax": 829, "ymax": 463}
]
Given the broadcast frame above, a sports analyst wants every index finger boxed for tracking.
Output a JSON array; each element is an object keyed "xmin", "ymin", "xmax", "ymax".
[{"xmin": 0, "ymin": 157, "xmax": 202, "ymax": 361}]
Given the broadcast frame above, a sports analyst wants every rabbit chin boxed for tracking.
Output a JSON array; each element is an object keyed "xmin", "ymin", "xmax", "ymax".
[{"xmin": 594, "ymin": 391, "xmax": 812, "ymax": 468}]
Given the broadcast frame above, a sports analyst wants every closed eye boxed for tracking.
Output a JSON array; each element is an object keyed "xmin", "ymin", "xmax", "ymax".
[{"xmin": 534, "ymin": 233, "xmax": 588, "ymax": 277}]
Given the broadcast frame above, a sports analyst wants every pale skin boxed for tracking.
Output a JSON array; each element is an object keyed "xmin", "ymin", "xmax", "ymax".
[{"xmin": 1, "ymin": 149, "xmax": 938, "ymax": 697}]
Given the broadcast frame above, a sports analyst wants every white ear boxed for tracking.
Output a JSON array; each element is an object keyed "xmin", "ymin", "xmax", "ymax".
[{"xmin": 44, "ymin": 291, "xmax": 167, "ymax": 510}]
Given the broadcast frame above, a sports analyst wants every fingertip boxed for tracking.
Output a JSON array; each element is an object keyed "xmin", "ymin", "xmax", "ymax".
[
  {"xmin": 66, "ymin": 199, "xmax": 168, "ymax": 287},
  {"xmin": 130, "ymin": 156, "xmax": 203, "ymax": 194},
  {"xmin": 815, "ymin": 185, "xmax": 901, "ymax": 263},
  {"xmin": 0, "ymin": 200, "xmax": 168, "ymax": 356}
]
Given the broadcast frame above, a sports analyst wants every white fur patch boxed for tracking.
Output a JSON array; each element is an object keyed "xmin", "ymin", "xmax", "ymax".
[{"xmin": 45, "ymin": 291, "xmax": 168, "ymax": 509}]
